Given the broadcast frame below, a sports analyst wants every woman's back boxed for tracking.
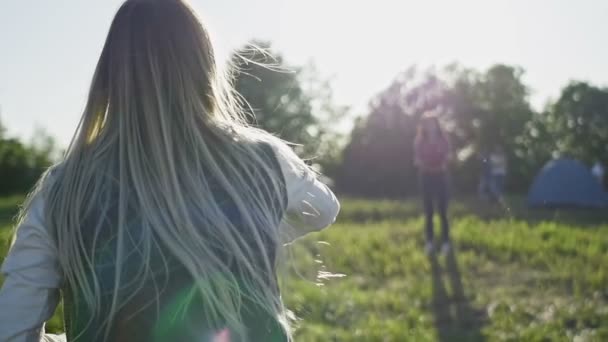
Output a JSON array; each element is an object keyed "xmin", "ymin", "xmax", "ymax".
[{"xmin": 60, "ymin": 142, "xmax": 287, "ymax": 342}]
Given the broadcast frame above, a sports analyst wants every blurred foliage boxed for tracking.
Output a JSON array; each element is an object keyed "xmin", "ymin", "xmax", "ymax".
[
  {"xmin": 0, "ymin": 120, "xmax": 57, "ymax": 195},
  {"xmin": 230, "ymin": 41, "xmax": 348, "ymax": 176},
  {"xmin": 229, "ymin": 43, "xmax": 608, "ymax": 195},
  {"xmin": 518, "ymin": 82, "xmax": 608, "ymax": 186},
  {"xmin": 337, "ymin": 63, "xmax": 608, "ymax": 197},
  {"xmin": 2, "ymin": 44, "xmax": 607, "ymax": 197},
  {"xmin": 337, "ymin": 64, "xmax": 535, "ymax": 197},
  {"xmin": 543, "ymin": 82, "xmax": 608, "ymax": 163}
]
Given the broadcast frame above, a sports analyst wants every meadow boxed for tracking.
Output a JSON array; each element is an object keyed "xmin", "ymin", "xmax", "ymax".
[{"xmin": 1, "ymin": 196, "xmax": 607, "ymax": 341}]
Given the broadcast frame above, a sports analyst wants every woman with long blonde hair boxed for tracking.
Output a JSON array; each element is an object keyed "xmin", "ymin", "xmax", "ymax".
[{"xmin": 0, "ymin": 1, "xmax": 339, "ymax": 341}]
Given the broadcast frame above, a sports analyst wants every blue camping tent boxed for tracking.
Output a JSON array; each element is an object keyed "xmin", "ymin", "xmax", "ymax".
[{"xmin": 527, "ymin": 158, "xmax": 608, "ymax": 208}]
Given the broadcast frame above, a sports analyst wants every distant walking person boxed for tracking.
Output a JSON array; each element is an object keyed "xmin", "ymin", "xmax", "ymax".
[
  {"xmin": 592, "ymin": 161, "xmax": 605, "ymax": 188},
  {"xmin": 489, "ymin": 146, "xmax": 507, "ymax": 201},
  {"xmin": 414, "ymin": 114, "xmax": 451, "ymax": 255},
  {"xmin": 477, "ymin": 150, "xmax": 492, "ymax": 200}
]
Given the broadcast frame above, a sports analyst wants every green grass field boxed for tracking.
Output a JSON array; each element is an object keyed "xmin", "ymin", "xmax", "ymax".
[{"xmin": 1, "ymin": 196, "xmax": 607, "ymax": 341}]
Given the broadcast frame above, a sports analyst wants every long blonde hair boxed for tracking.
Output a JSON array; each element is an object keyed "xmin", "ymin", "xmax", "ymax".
[{"xmin": 22, "ymin": 0, "xmax": 302, "ymax": 340}]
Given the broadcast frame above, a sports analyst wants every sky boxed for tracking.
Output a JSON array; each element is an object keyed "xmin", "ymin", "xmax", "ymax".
[{"xmin": 1, "ymin": 0, "xmax": 607, "ymax": 147}]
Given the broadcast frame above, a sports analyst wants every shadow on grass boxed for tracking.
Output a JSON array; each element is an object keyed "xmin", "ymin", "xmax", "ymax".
[{"xmin": 430, "ymin": 250, "xmax": 486, "ymax": 342}]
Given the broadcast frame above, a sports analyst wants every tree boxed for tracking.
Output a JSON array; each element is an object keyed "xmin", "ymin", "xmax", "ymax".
[
  {"xmin": 472, "ymin": 65, "xmax": 532, "ymax": 151},
  {"xmin": 337, "ymin": 67, "xmax": 447, "ymax": 197},
  {"xmin": 29, "ymin": 126, "xmax": 59, "ymax": 171},
  {"xmin": 470, "ymin": 65, "xmax": 534, "ymax": 191},
  {"xmin": 337, "ymin": 64, "xmax": 536, "ymax": 197},
  {"xmin": 542, "ymin": 82, "xmax": 608, "ymax": 163},
  {"xmin": 0, "ymin": 138, "xmax": 34, "ymax": 194},
  {"xmin": 230, "ymin": 41, "xmax": 347, "ymax": 170},
  {"xmin": 0, "ymin": 117, "xmax": 57, "ymax": 195}
]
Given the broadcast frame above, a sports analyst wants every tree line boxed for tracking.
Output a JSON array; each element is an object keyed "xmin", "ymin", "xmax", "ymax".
[
  {"xmin": 2, "ymin": 40, "xmax": 607, "ymax": 198},
  {"xmin": 0, "ymin": 121, "xmax": 56, "ymax": 195},
  {"xmin": 231, "ymin": 42, "xmax": 608, "ymax": 198}
]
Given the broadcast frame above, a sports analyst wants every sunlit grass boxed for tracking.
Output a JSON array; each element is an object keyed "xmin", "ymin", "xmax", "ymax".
[
  {"xmin": 284, "ymin": 217, "xmax": 608, "ymax": 341},
  {"xmin": 1, "ymin": 196, "xmax": 607, "ymax": 341}
]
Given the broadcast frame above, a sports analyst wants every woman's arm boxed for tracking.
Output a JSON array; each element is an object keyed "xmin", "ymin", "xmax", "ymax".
[
  {"xmin": 0, "ymin": 195, "xmax": 65, "ymax": 342},
  {"xmin": 272, "ymin": 143, "xmax": 340, "ymax": 244}
]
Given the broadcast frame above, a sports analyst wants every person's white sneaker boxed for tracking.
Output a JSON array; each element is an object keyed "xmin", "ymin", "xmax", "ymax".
[
  {"xmin": 424, "ymin": 241, "xmax": 435, "ymax": 255},
  {"xmin": 441, "ymin": 241, "xmax": 451, "ymax": 255}
]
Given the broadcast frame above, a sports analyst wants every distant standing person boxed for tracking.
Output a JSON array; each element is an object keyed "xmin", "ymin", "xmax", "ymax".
[
  {"xmin": 414, "ymin": 114, "xmax": 451, "ymax": 255},
  {"xmin": 489, "ymin": 146, "xmax": 507, "ymax": 201},
  {"xmin": 592, "ymin": 161, "xmax": 605, "ymax": 187}
]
